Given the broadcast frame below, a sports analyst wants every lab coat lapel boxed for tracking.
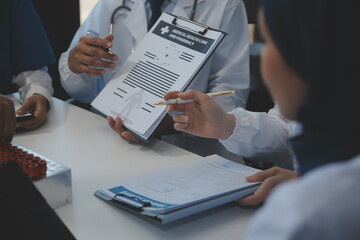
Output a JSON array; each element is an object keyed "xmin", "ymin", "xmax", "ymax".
[
  {"xmin": 122, "ymin": 0, "xmax": 148, "ymax": 45},
  {"xmin": 171, "ymin": 0, "xmax": 205, "ymax": 18}
]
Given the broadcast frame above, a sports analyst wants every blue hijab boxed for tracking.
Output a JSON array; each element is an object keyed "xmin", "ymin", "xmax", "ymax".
[
  {"xmin": 261, "ymin": 0, "xmax": 360, "ymax": 174},
  {"xmin": 0, "ymin": 0, "xmax": 55, "ymax": 94}
]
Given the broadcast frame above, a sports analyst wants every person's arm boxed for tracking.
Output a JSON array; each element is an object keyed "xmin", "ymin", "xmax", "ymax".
[
  {"xmin": 206, "ymin": 0, "xmax": 250, "ymax": 111},
  {"xmin": 59, "ymin": 0, "xmax": 117, "ymax": 104},
  {"xmin": 12, "ymin": 68, "xmax": 53, "ymax": 130},
  {"xmin": 0, "ymin": 95, "xmax": 16, "ymax": 142},
  {"xmin": 219, "ymin": 105, "xmax": 292, "ymax": 165}
]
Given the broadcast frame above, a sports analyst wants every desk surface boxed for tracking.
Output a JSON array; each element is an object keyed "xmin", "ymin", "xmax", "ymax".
[{"xmin": 13, "ymin": 98, "xmax": 255, "ymax": 240}]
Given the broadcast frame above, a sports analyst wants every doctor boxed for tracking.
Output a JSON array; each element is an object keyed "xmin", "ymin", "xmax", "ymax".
[
  {"xmin": 60, "ymin": 0, "xmax": 293, "ymax": 165},
  {"xmin": 59, "ymin": 0, "xmax": 253, "ymax": 154},
  {"xmin": 59, "ymin": 0, "xmax": 249, "ymax": 111}
]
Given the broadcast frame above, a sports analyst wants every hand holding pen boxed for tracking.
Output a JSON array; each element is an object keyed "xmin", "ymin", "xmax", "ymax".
[
  {"xmin": 68, "ymin": 32, "xmax": 118, "ymax": 75},
  {"xmin": 163, "ymin": 90, "xmax": 236, "ymax": 140}
]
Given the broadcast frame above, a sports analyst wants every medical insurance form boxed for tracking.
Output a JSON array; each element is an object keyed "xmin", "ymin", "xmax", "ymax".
[
  {"xmin": 91, "ymin": 13, "xmax": 226, "ymax": 141},
  {"xmin": 95, "ymin": 155, "xmax": 260, "ymax": 224}
]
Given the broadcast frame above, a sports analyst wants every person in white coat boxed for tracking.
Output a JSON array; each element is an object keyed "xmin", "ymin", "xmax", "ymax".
[
  {"xmin": 59, "ymin": 0, "xmax": 250, "ymax": 111},
  {"xmin": 60, "ymin": 0, "xmax": 272, "ymax": 158}
]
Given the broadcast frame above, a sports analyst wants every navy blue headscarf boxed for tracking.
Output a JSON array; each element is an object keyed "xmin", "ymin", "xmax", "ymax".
[
  {"xmin": 261, "ymin": 0, "xmax": 360, "ymax": 175},
  {"xmin": 0, "ymin": 0, "xmax": 55, "ymax": 94}
]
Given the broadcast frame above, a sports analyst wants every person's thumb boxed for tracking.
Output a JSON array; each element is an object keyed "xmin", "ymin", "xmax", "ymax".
[
  {"xmin": 104, "ymin": 34, "xmax": 114, "ymax": 42},
  {"xmin": 16, "ymin": 98, "xmax": 33, "ymax": 115}
]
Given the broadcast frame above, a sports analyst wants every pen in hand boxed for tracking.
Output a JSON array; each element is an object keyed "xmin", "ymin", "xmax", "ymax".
[
  {"xmin": 154, "ymin": 90, "xmax": 235, "ymax": 106},
  {"xmin": 86, "ymin": 32, "xmax": 115, "ymax": 56}
]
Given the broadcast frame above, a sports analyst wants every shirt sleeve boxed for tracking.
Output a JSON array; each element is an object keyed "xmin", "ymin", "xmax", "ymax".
[
  {"xmin": 12, "ymin": 68, "xmax": 53, "ymax": 105},
  {"xmin": 220, "ymin": 105, "xmax": 293, "ymax": 168},
  {"xmin": 58, "ymin": 0, "xmax": 106, "ymax": 103}
]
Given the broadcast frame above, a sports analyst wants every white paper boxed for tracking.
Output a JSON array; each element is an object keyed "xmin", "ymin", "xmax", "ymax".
[
  {"xmin": 91, "ymin": 13, "xmax": 225, "ymax": 140},
  {"xmin": 100, "ymin": 155, "xmax": 261, "ymax": 213}
]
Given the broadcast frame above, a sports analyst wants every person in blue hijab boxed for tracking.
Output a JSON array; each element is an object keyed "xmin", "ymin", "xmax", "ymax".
[
  {"xmin": 0, "ymin": 0, "xmax": 55, "ymax": 130},
  {"xmin": 261, "ymin": 0, "xmax": 360, "ymax": 175},
  {"xmin": 164, "ymin": 0, "xmax": 360, "ymax": 206},
  {"xmin": 165, "ymin": 0, "xmax": 360, "ymax": 237},
  {"xmin": 244, "ymin": 0, "xmax": 360, "ymax": 238}
]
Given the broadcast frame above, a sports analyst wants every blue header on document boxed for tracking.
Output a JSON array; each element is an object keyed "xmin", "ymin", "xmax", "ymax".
[
  {"xmin": 152, "ymin": 21, "xmax": 215, "ymax": 54},
  {"xmin": 109, "ymin": 186, "xmax": 177, "ymax": 210}
]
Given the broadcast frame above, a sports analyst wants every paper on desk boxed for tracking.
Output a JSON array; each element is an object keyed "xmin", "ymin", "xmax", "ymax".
[
  {"xmin": 91, "ymin": 13, "xmax": 225, "ymax": 140},
  {"xmin": 98, "ymin": 155, "xmax": 261, "ymax": 214}
]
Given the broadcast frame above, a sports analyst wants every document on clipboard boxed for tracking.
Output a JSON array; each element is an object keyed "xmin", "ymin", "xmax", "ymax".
[
  {"xmin": 94, "ymin": 155, "xmax": 261, "ymax": 224},
  {"xmin": 91, "ymin": 13, "xmax": 226, "ymax": 141}
]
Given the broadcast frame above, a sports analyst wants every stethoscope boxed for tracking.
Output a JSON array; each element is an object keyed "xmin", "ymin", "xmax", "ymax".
[{"xmin": 110, "ymin": 0, "xmax": 198, "ymax": 35}]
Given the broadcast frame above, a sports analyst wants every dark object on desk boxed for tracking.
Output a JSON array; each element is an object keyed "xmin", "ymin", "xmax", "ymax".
[{"xmin": 0, "ymin": 161, "xmax": 75, "ymax": 240}]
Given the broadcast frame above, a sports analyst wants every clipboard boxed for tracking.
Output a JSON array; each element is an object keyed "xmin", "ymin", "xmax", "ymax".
[
  {"xmin": 94, "ymin": 155, "xmax": 261, "ymax": 224},
  {"xmin": 91, "ymin": 13, "xmax": 227, "ymax": 142},
  {"xmin": 95, "ymin": 184, "xmax": 259, "ymax": 224}
]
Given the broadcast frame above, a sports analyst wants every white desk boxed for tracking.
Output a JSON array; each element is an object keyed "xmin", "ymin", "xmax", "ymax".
[{"xmin": 13, "ymin": 98, "xmax": 256, "ymax": 240}]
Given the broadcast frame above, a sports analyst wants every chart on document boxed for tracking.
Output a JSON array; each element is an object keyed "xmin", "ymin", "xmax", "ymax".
[{"xmin": 91, "ymin": 13, "xmax": 226, "ymax": 140}]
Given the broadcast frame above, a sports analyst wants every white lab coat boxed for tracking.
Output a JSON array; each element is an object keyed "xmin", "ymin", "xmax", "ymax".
[
  {"xmin": 59, "ymin": 0, "xmax": 250, "ymax": 112},
  {"xmin": 219, "ymin": 106, "xmax": 293, "ymax": 169},
  {"xmin": 245, "ymin": 154, "xmax": 360, "ymax": 240}
]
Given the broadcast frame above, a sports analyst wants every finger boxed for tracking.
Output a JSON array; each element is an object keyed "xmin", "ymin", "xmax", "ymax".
[
  {"xmin": 80, "ymin": 54, "xmax": 116, "ymax": 69},
  {"xmin": 166, "ymin": 103, "xmax": 186, "ymax": 114},
  {"xmin": 174, "ymin": 123, "xmax": 187, "ymax": 132},
  {"xmin": 114, "ymin": 117, "xmax": 125, "ymax": 134},
  {"xmin": 121, "ymin": 131, "xmax": 141, "ymax": 142},
  {"xmin": 17, "ymin": 118, "xmax": 42, "ymax": 130},
  {"xmin": 75, "ymin": 40, "xmax": 117, "ymax": 63},
  {"xmin": 103, "ymin": 34, "xmax": 114, "ymax": 42},
  {"xmin": 163, "ymin": 91, "xmax": 182, "ymax": 101},
  {"xmin": 237, "ymin": 186, "xmax": 269, "ymax": 206},
  {"xmin": 172, "ymin": 114, "xmax": 188, "ymax": 124},
  {"xmin": 245, "ymin": 167, "xmax": 280, "ymax": 182},
  {"xmin": 16, "ymin": 98, "xmax": 34, "ymax": 115},
  {"xmin": 76, "ymin": 65, "xmax": 106, "ymax": 76},
  {"xmin": 178, "ymin": 89, "xmax": 209, "ymax": 102},
  {"xmin": 81, "ymin": 35, "xmax": 112, "ymax": 50},
  {"xmin": 238, "ymin": 175, "xmax": 285, "ymax": 206},
  {"xmin": 107, "ymin": 116, "xmax": 115, "ymax": 130}
]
